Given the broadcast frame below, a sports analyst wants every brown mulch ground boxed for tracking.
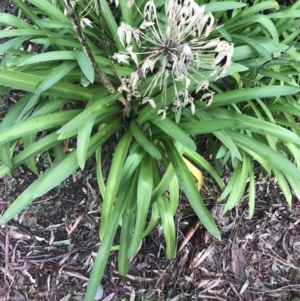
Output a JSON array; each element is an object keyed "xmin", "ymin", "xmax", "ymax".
[
  {"xmin": 1, "ymin": 0, "xmax": 300, "ymax": 300},
  {"xmin": 1, "ymin": 153, "xmax": 300, "ymax": 301}
]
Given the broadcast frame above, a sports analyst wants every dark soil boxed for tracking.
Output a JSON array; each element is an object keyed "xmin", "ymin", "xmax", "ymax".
[
  {"xmin": 1, "ymin": 1, "xmax": 300, "ymax": 301},
  {"xmin": 0, "ymin": 0, "xmax": 16, "ymax": 14}
]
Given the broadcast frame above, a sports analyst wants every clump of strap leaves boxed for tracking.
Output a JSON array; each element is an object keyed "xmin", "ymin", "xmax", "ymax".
[{"xmin": 0, "ymin": 0, "xmax": 300, "ymax": 300}]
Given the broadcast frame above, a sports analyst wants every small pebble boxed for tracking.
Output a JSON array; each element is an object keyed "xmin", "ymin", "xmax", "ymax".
[{"xmin": 94, "ymin": 286, "xmax": 104, "ymax": 301}]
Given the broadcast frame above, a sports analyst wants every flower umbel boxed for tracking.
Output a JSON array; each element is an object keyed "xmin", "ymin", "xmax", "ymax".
[{"xmin": 115, "ymin": 0, "xmax": 234, "ymax": 118}]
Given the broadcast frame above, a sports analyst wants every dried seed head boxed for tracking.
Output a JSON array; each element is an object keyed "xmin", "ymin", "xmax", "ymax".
[
  {"xmin": 142, "ymin": 97, "xmax": 156, "ymax": 108},
  {"xmin": 179, "ymin": 45, "xmax": 194, "ymax": 71},
  {"xmin": 118, "ymin": 22, "xmax": 141, "ymax": 47},
  {"xmin": 112, "ymin": 53, "xmax": 131, "ymax": 65},
  {"xmin": 130, "ymin": 71, "xmax": 140, "ymax": 90},
  {"xmin": 144, "ymin": 0, "xmax": 157, "ymax": 22},
  {"xmin": 126, "ymin": 45, "xmax": 139, "ymax": 65},
  {"xmin": 141, "ymin": 57, "xmax": 155, "ymax": 79},
  {"xmin": 127, "ymin": 0, "xmax": 134, "ymax": 8},
  {"xmin": 114, "ymin": 0, "xmax": 234, "ymax": 116},
  {"xmin": 196, "ymin": 78, "xmax": 209, "ymax": 93},
  {"xmin": 212, "ymin": 41, "xmax": 234, "ymax": 79},
  {"xmin": 140, "ymin": 20, "xmax": 155, "ymax": 30},
  {"xmin": 80, "ymin": 17, "xmax": 93, "ymax": 28},
  {"xmin": 157, "ymin": 107, "xmax": 168, "ymax": 119}
]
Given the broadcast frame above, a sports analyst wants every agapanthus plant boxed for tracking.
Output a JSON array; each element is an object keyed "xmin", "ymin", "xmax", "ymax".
[
  {"xmin": 113, "ymin": 0, "xmax": 234, "ymax": 117},
  {"xmin": 1, "ymin": 1, "xmax": 300, "ymax": 300}
]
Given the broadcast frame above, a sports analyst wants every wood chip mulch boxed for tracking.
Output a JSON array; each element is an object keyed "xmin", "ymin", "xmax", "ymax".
[{"xmin": 1, "ymin": 163, "xmax": 300, "ymax": 301}]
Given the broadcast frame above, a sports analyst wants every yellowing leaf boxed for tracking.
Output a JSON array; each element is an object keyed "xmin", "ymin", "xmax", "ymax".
[{"xmin": 182, "ymin": 156, "xmax": 204, "ymax": 191}]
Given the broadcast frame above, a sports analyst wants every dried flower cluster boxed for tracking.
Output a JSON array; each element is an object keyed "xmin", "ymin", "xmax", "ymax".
[{"xmin": 113, "ymin": 0, "xmax": 234, "ymax": 117}]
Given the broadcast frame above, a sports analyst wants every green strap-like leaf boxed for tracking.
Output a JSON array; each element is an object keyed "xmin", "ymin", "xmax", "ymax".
[
  {"xmin": 228, "ymin": 131, "xmax": 300, "ymax": 180},
  {"xmin": 130, "ymin": 120, "xmax": 161, "ymax": 159},
  {"xmin": 163, "ymin": 139, "xmax": 220, "ymax": 240},
  {"xmin": 205, "ymin": 86, "xmax": 299, "ymax": 108},
  {"xmin": 158, "ymin": 193, "xmax": 176, "ymax": 259},
  {"xmin": 191, "ymin": 109, "xmax": 242, "ymax": 160},
  {"xmin": 57, "ymin": 92, "xmax": 119, "ymax": 134},
  {"xmin": 0, "ymin": 37, "xmax": 28, "ymax": 54},
  {"xmin": 207, "ymin": 107, "xmax": 300, "ymax": 145},
  {"xmin": 23, "ymin": 134, "xmax": 39, "ymax": 176},
  {"xmin": 0, "ymin": 144, "xmax": 13, "ymax": 169},
  {"xmin": 99, "ymin": 0, "xmax": 124, "ymax": 51},
  {"xmin": 0, "ymin": 110, "xmax": 82, "ymax": 145},
  {"xmin": 248, "ymin": 158, "xmax": 255, "ymax": 219},
  {"xmin": 32, "ymin": 120, "xmax": 121, "ymax": 199},
  {"xmin": 36, "ymin": 61, "xmax": 77, "ymax": 93},
  {"xmin": 205, "ymin": 2, "xmax": 246, "ymax": 12},
  {"xmin": 151, "ymin": 156, "xmax": 175, "ymax": 205},
  {"xmin": 1, "ymin": 92, "xmax": 35, "ymax": 129},
  {"xmin": 77, "ymin": 116, "xmax": 96, "ymax": 169},
  {"xmin": 169, "ymin": 175, "xmax": 179, "ymax": 216},
  {"xmin": 118, "ymin": 183, "xmax": 137, "ymax": 276},
  {"xmin": 0, "ymin": 69, "xmax": 93, "ymax": 100},
  {"xmin": 0, "ymin": 110, "xmax": 81, "ymax": 144},
  {"xmin": 152, "ymin": 117, "xmax": 196, "ymax": 151},
  {"xmin": 180, "ymin": 119, "xmax": 243, "ymax": 134},
  {"xmin": 272, "ymin": 167, "xmax": 292, "ymax": 206},
  {"xmin": 85, "ymin": 174, "xmax": 136, "ymax": 301},
  {"xmin": 127, "ymin": 155, "xmax": 153, "ymax": 259},
  {"xmin": 75, "ymin": 49, "xmax": 95, "ymax": 84},
  {"xmin": 0, "ymin": 12, "xmax": 33, "ymax": 28},
  {"xmin": 223, "ymin": 153, "xmax": 249, "ymax": 214},
  {"xmin": 0, "ymin": 132, "xmax": 61, "ymax": 177},
  {"xmin": 27, "ymin": 0, "xmax": 70, "ymax": 22},
  {"xmin": 95, "ymin": 145, "xmax": 106, "ymax": 199},
  {"xmin": 119, "ymin": 142, "xmax": 145, "ymax": 190},
  {"xmin": 100, "ymin": 131, "xmax": 133, "ymax": 239}
]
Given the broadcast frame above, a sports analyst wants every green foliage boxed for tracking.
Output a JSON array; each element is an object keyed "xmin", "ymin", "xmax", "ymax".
[{"xmin": 0, "ymin": 0, "xmax": 300, "ymax": 300}]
